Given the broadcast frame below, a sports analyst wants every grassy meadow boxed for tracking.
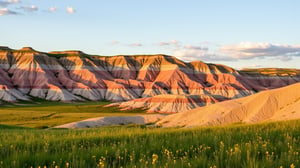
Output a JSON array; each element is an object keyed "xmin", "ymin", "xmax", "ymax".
[
  {"xmin": 0, "ymin": 101, "xmax": 145, "ymax": 128},
  {"xmin": 0, "ymin": 120, "xmax": 300, "ymax": 168}
]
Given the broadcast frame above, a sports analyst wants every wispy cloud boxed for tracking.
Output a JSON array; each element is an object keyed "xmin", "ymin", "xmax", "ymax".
[
  {"xmin": 239, "ymin": 64, "xmax": 262, "ymax": 70},
  {"xmin": 172, "ymin": 42, "xmax": 300, "ymax": 62},
  {"xmin": 221, "ymin": 42, "xmax": 300, "ymax": 60},
  {"xmin": 157, "ymin": 41, "xmax": 223, "ymax": 61},
  {"xmin": 158, "ymin": 42, "xmax": 171, "ymax": 46},
  {"xmin": 111, "ymin": 41, "xmax": 119, "ymax": 45},
  {"xmin": 66, "ymin": 7, "xmax": 75, "ymax": 14},
  {"xmin": 184, "ymin": 45, "xmax": 208, "ymax": 51},
  {"xmin": 20, "ymin": 5, "xmax": 38, "ymax": 12},
  {"xmin": 7, "ymin": 0, "xmax": 19, "ymax": 3},
  {"xmin": 0, "ymin": 0, "xmax": 20, "ymax": 7},
  {"xmin": 48, "ymin": 7, "xmax": 57, "ymax": 12},
  {"xmin": 173, "ymin": 48, "xmax": 228, "ymax": 62},
  {"xmin": 130, "ymin": 43, "xmax": 143, "ymax": 47},
  {"xmin": 0, "ymin": 7, "xmax": 18, "ymax": 15},
  {"xmin": 158, "ymin": 40, "xmax": 180, "ymax": 48}
]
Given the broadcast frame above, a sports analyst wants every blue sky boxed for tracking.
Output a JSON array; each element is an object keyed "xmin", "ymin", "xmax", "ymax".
[{"xmin": 1, "ymin": 0, "xmax": 300, "ymax": 69}]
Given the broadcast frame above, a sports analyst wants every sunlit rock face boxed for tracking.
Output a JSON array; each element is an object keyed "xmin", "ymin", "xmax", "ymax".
[
  {"xmin": 157, "ymin": 82, "xmax": 300, "ymax": 127},
  {"xmin": 0, "ymin": 47, "xmax": 299, "ymax": 112}
]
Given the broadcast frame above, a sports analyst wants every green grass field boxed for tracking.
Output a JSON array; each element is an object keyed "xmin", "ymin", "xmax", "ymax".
[
  {"xmin": 0, "ymin": 101, "xmax": 146, "ymax": 128},
  {"xmin": 1, "ymin": 102, "xmax": 299, "ymax": 167},
  {"xmin": 0, "ymin": 120, "xmax": 299, "ymax": 168}
]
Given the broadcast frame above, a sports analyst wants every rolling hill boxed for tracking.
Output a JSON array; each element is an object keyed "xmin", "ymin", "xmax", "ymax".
[{"xmin": 157, "ymin": 82, "xmax": 300, "ymax": 127}]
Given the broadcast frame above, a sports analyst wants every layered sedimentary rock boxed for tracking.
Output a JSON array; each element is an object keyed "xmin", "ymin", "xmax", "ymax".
[
  {"xmin": 157, "ymin": 82, "xmax": 300, "ymax": 127},
  {"xmin": 115, "ymin": 94, "xmax": 219, "ymax": 113},
  {"xmin": 0, "ymin": 47, "xmax": 299, "ymax": 113}
]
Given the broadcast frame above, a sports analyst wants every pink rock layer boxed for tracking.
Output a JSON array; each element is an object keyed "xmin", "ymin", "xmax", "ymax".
[{"xmin": 0, "ymin": 47, "xmax": 299, "ymax": 112}]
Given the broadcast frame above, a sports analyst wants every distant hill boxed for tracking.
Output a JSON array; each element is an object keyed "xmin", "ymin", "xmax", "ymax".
[{"xmin": 0, "ymin": 46, "xmax": 299, "ymax": 113}]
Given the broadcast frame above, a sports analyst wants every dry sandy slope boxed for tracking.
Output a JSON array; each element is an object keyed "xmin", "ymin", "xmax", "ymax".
[
  {"xmin": 157, "ymin": 82, "xmax": 300, "ymax": 127},
  {"xmin": 54, "ymin": 114, "xmax": 165, "ymax": 128}
]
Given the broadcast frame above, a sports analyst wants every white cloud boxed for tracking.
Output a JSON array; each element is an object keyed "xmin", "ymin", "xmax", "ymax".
[
  {"xmin": 170, "ymin": 42, "xmax": 227, "ymax": 62},
  {"xmin": 0, "ymin": 8, "xmax": 18, "ymax": 15},
  {"xmin": 221, "ymin": 42, "xmax": 300, "ymax": 60},
  {"xmin": 20, "ymin": 5, "xmax": 38, "ymax": 12},
  {"xmin": 173, "ymin": 48, "xmax": 228, "ymax": 62},
  {"xmin": 173, "ymin": 42, "xmax": 300, "ymax": 62},
  {"xmin": 48, "ymin": 7, "xmax": 57, "ymax": 12},
  {"xmin": 67, "ymin": 7, "xmax": 75, "ymax": 14}
]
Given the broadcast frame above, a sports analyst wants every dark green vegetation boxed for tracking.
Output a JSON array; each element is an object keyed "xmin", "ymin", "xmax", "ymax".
[
  {"xmin": 0, "ymin": 101, "xmax": 145, "ymax": 128},
  {"xmin": 1, "ymin": 120, "xmax": 299, "ymax": 168}
]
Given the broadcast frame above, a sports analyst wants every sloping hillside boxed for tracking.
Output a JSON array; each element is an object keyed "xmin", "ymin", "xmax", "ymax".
[{"xmin": 157, "ymin": 82, "xmax": 300, "ymax": 127}]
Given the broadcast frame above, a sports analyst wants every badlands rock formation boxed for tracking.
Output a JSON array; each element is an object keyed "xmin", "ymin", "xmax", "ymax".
[
  {"xmin": 0, "ymin": 46, "xmax": 299, "ymax": 113},
  {"xmin": 157, "ymin": 82, "xmax": 300, "ymax": 127}
]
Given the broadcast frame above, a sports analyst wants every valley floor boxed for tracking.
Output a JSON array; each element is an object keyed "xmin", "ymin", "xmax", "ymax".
[
  {"xmin": 0, "ymin": 101, "xmax": 146, "ymax": 128},
  {"xmin": 0, "ymin": 120, "xmax": 300, "ymax": 168}
]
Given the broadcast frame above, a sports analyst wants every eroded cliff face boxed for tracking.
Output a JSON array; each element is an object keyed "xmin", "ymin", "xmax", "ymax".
[{"xmin": 0, "ymin": 47, "xmax": 299, "ymax": 112}]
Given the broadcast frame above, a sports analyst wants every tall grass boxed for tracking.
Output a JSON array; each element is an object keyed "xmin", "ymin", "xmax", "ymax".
[{"xmin": 0, "ymin": 120, "xmax": 299, "ymax": 168}]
